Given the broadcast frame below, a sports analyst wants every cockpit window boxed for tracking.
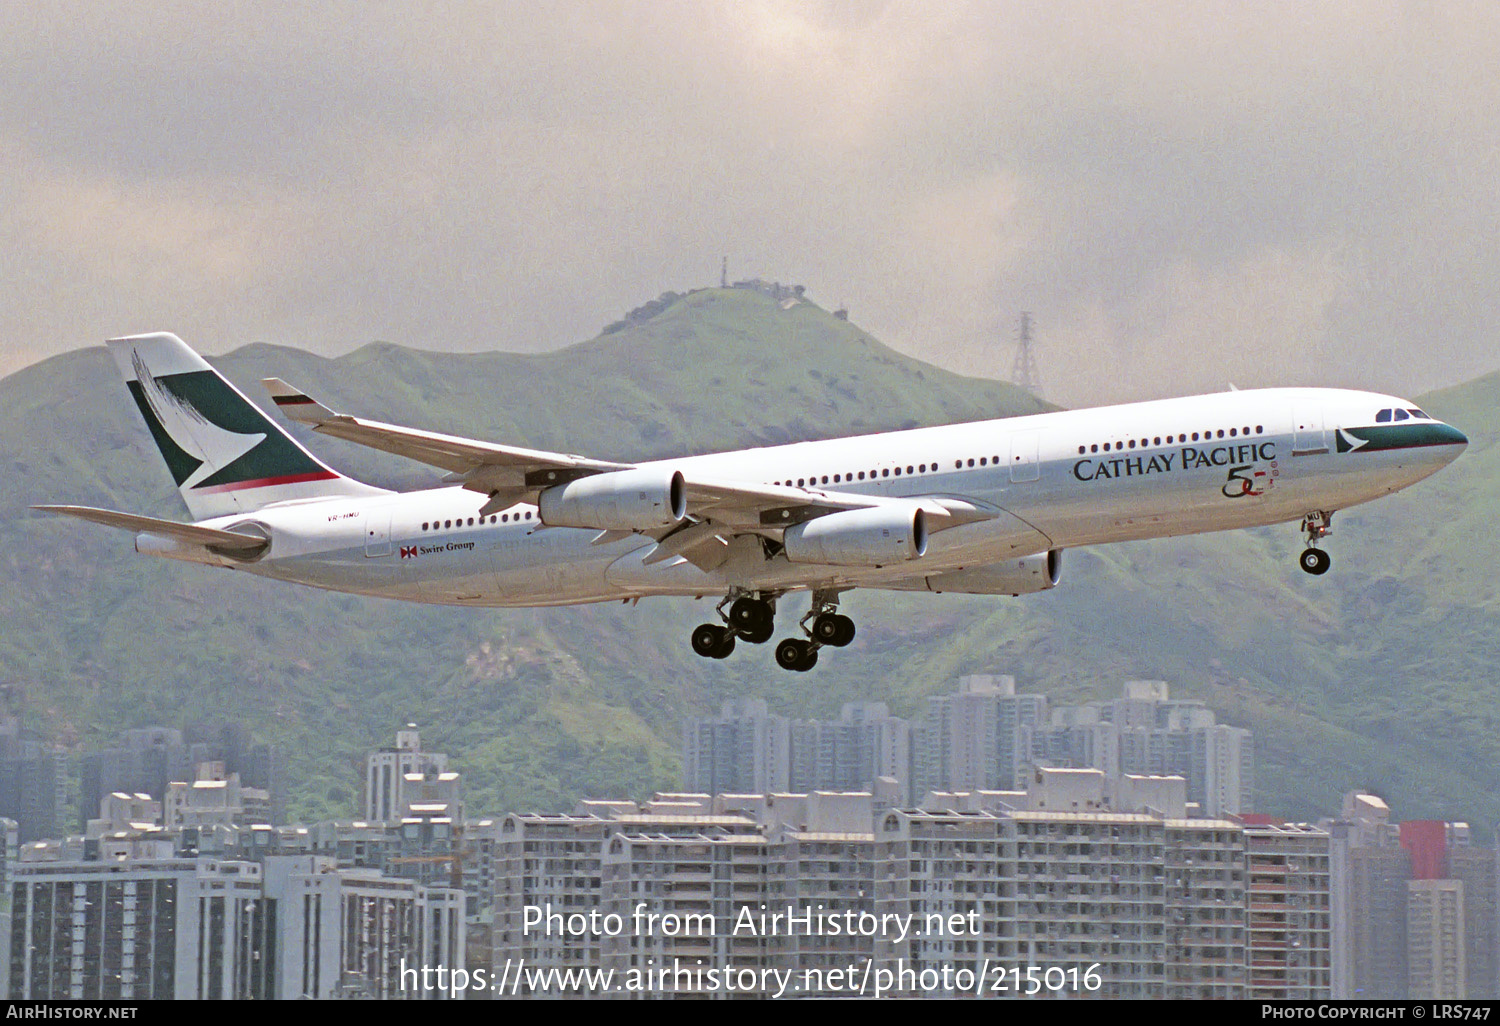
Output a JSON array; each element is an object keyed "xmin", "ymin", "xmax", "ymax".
[
  {"xmin": 1376, "ymin": 409, "xmax": 1392, "ymax": 423},
  {"xmin": 1392, "ymin": 408, "xmax": 1410, "ymax": 422},
  {"xmin": 1408, "ymin": 408, "xmax": 1428, "ymax": 419}
]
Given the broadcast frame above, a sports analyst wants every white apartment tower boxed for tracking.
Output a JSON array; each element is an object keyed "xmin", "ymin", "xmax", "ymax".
[{"xmin": 365, "ymin": 725, "xmax": 450, "ymax": 824}]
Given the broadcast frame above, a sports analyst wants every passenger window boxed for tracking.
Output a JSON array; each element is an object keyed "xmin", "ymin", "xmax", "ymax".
[
  {"xmin": 1090, "ymin": 445, "xmax": 1098, "ymax": 453},
  {"xmin": 1376, "ymin": 409, "xmax": 1392, "ymax": 423},
  {"xmin": 881, "ymin": 469, "xmax": 890, "ymax": 477},
  {"xmin": 1128, "ymin": 439, "xmax": 1136, "ymax": 449}
]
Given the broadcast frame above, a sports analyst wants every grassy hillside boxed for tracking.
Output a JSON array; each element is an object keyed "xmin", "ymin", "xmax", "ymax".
[{"xmin": 4, "ymin": 287, "xmax": 1496, "ymax": 831}]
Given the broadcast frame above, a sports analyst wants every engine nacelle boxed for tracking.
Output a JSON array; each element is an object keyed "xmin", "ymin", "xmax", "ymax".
[
  {"xmin": 920, "ymin": 549, "xmax": 1062, "ymax": 595},
  {"xmin": 538, "ymin": 468, "xmax": 687, "ymax": 531},
  {"xmin": 783, "ymin": 507, "xmax": 928, "ymax": 567}
]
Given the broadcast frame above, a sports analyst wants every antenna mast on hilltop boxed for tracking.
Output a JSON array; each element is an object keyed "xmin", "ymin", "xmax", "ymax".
[{"xmin": 1011, "ymin": 311, "xmax": 1041, "ymax": 397}]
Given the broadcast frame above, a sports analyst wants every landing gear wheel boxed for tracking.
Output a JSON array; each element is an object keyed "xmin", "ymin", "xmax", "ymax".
[
  {"xmin": 691, "ymin": 623, "xmax": 736, "ymax": 659},
  {"xmin": 775, "ymin": 638, "xmax": 819, "ymax": 672},
  {"xmin": 1299, "ymin": 548, "xmax": 1331, "ymax": 576},
  {"xmin": 812, "ymin": 613, "xmax": 856, "ymax": 647},
  {"xmin": 740, "ymin": 621, "xmax": 774, "ymax": 645},
  {"xmin": 729, "ymin": 597, "xmax": 774, "ymax": 633}
]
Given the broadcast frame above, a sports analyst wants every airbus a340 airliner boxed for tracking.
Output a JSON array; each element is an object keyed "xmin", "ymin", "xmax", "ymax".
[{"xmin": 40, "ymin": 332, "xmax": 1466, "ymax": 671}]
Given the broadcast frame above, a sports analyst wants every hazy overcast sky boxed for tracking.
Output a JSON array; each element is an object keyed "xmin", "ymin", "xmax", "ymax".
[{"xmin": 2, "ymin": 1, "xmax": 1497, "ymax": 407}]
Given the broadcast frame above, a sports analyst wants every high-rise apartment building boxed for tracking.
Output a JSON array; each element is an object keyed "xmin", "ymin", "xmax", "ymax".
[
  {"xmin": 7, "ymin": 853, "xmax": 463, "ymax": 999},
  {"xmin": 364, "ymin": 725, "xmax": 453, "ymax": 824},
  {"xmin": 77, "ymin": 722, "xmax": 284, "ymax": 829},
  {"xmin": 1325, "ymin": 792, "xmax": 1498, "ymax": 999},
  {"xmin": 490, "ymin": 775, "xmax": 1329, "ymax": 1000},
  {"xmin": 690, "ymin": 678, "xmax": 1253, "ymax": 818}
]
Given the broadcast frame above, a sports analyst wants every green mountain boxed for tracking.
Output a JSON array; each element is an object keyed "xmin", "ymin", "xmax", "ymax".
[{"xmin": 4, "ymin": 286, "xmax": 1496, "ymax": 831}]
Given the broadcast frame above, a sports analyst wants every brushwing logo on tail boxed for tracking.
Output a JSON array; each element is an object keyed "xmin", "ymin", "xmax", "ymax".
[{"xmin": 131, "ymin": 349, "xmax": 266, "ymax": 489}]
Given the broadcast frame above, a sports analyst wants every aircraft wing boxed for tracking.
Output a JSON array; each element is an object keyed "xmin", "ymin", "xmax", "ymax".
[
  {"xmin": 262, "ymin": 378, "xmax": 632, "ymax": 509},
  {"xmin": 261, "ymin": 379, "xmax": 1002, "ymax": 568},
  {"xmin": 656, "ymin": 479, "xmax": 1003, "ymax": 570},
  {"xmin": 33, "ymin": 505, "xmax": 270, "ymax": 554},
  {"xmin": 679, "ymin": 475, "xmax": 997, "ymax": 530}
]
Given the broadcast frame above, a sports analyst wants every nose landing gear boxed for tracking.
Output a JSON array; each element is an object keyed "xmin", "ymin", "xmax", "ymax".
[{"xmin": 1299, "ymin": 511, "xmax": 1334, "ymax": 575}]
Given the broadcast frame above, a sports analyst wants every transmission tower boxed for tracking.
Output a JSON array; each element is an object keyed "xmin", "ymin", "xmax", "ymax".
[{"xmin": 1011, "ymin": 311, "xmax": 1041, "ymax": 397}]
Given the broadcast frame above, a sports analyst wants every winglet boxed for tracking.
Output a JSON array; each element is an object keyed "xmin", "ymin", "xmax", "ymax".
[{"xmin": 261, "ymin": 378, "xmax": 339, "ymax": 425}]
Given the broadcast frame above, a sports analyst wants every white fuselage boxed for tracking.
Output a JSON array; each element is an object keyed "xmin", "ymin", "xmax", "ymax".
[{"xmin": 178, "ymin": 387, "xmax": 1465, "ymax": 606}]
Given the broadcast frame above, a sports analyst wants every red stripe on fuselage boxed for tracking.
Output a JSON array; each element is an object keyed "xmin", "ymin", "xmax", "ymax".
[{"xmin": 193, "ymin": 469, "xmax": 340, "ymax": 493}]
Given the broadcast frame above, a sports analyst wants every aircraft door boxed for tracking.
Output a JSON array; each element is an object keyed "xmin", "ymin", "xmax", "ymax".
[
  {"xmin": 1292, "ymin": 407, "xmax": 1328, "ymax": 456},
  {"xmin": 1009, "ymin": 431, "xmax": 1040, "ymax": 483},
  {"xmin": 364, "ymin": 508, "xmax": 392, "ymax": 557}
]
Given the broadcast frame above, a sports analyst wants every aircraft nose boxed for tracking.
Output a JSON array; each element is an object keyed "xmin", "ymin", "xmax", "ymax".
[{"xmin": 1434, "ymin": 422, "xmax": 1468, "ymax": 454}]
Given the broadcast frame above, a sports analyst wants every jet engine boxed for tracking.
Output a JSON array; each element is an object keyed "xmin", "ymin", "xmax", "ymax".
[
  {"xmin": 783, "ymin": 507, "xmax": 928, "ymax": 566},
  {"xmin": 538, "ymin": 468, "xmax": 687, "ymax": 531},
  {"xmin": 919, "ymin": 550, "xmax": 1062, "ymax": 595}
]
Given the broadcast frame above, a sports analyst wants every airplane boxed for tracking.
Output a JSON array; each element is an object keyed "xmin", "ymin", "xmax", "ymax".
[{"xmin": 38, "ymin": 332, "xmax": 1467, "ymax": 672}]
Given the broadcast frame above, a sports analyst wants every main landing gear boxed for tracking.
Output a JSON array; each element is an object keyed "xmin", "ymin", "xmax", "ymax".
[
  {"xmin": 688, "ymin": 589, "xmax": 856, "ymax": 671},
  {"xmin": 690, "ymin": 593, "xmax": 776, "ymax": 660},
  {"xmin": 1298, "ymin": 511, "xmax": 1334, "ymax": 576},
  {"xmin": 774, "ymin": 590, "xmax": 855, "ymax": 673}
]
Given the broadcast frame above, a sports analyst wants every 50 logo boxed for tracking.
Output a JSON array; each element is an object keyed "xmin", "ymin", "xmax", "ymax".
[{"xmin": 1222, "ymin": 460, "xmax": 1278, "ymax": 498}]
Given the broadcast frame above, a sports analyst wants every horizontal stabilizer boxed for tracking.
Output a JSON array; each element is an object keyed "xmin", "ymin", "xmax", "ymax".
[
  {"xmin": 33, "ymin": 505, "xmax": 269, "ymax": 554},
  {"xmin": 261, "ymin": 378, "xmax": 340, "ymax": 424}
]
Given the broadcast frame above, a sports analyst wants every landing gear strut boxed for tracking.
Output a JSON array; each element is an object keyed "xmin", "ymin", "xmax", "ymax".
[
  {"xmin": 689, "ymin": 592, "xmax": 777, "ymax": 660},
  {"xmin": 1299, "ymin": 511, "xmax": 1334, "ymax": 576},
  {"xmin": 773, "ymin": 590, "xmax": 854, "ymax": 672}
]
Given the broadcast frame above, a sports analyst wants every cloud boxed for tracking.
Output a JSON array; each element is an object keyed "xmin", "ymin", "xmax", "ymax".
[{"xmin": 2, "ymin": 1, "xmax": 1498, "ymax": 405}]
